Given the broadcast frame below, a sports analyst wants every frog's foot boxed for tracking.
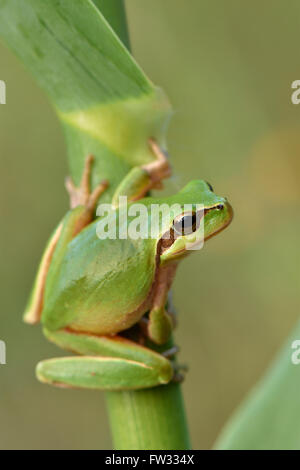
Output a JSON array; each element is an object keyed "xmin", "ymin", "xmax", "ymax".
[
  {"xmin": 172, "ymin": 371, "xmax": 185, "ymax": 383},
  {"xmin": 143, "ymin": 138, "xmax": 172, "ymax": 189},
  {"xmin": 37, "ymin": 328, "xmax": 173, "ymax": 391},
  {"xmin": 171, "ymin": 362, "xmax": 188, "ymax": 383},
  {"xmin": 148, "ymin": 307, "xmax": 175, "ymax": 345},
  {"xmin": 65, "ymin": 154, "xmax": 108, "ymax": 211},
  {"xmin": 139, "ymin": 308, "xmax": 176, "ymax": 346},
  {"xmin": 161, "ymin": 345, "xmax": 179, "ymax": 358}
]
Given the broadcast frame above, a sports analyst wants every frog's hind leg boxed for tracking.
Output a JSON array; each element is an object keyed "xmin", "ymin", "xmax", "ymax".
[
  {"xmin": 24, "ymin": 155, "xmax": 108, "ymax": 325},
  {"xmin": 36, "ymin": 328, "xmax": 173, "ymax": 390},
  {"xmin": 23, "ymin": 223, "xmax": 63, "ymax": 324}
]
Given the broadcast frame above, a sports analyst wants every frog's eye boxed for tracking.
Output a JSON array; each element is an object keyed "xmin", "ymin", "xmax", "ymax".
[
  {"xmin": 215, "ymin": 204, "xmax": 224, "ymax": 211},
  {"xmin": 173, "ymin": 212, "xmax": 198, "ymax": 236},
  {"xmin": 206, "ymin": 181, "xmax": 214, "ymax": 192}
]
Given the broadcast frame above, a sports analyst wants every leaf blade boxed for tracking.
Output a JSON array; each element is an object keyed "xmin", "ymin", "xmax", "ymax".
[
  {"xmin": 0, "ymin": 0, "xmax": 152, "ymax": 111},
  {"xmin": 215, "ymin": 320, "xmax": 300, "ymax": 450}
]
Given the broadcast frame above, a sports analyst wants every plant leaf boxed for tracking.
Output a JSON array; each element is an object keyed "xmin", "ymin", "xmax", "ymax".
[
  {"xmin": 215, "ymin": 319, "xmax": 300, "ymax": 450},
  {"xmin": 91, "ymin": 0, "xmax": 130, "ymax": 50},
  {"xmin": 0, "ymin": 0, "xmax": 171, "ymax": 198},
  {"xmin": 0, "ymin": 0, "xmax": 150, "ymax": 110}
]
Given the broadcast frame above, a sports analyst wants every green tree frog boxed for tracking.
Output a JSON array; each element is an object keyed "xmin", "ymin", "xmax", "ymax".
[{"xmin": 24, "ymin": 140, "xmax": 233, "ymax": 391}]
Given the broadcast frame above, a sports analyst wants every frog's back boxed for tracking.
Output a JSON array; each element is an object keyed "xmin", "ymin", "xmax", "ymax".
[{"xmin": 41, "ymin": 219, "xmax": 158, "ymax": 334}]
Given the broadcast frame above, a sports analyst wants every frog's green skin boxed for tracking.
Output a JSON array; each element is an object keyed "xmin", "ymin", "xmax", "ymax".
[{"xmin": 24, "ymin": 141, "xmax": 233, "ymax": 391}]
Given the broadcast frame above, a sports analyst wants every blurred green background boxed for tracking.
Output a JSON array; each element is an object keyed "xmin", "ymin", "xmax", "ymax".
[{"xmin": 0, "ymin": 0, "xmax": 299, "ymax": 449}]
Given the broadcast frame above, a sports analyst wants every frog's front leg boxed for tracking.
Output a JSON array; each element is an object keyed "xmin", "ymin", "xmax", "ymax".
[
  {"xmin": 147, "ymin": 264, "xmax": 178, "ymax": 345},
  {"xmin": 112, "ymin": 139, "xmax": 171, "ymax": 206},
  {"xmin": 36, "ymin": 328, "xmax": 173, "ymax": 390}
]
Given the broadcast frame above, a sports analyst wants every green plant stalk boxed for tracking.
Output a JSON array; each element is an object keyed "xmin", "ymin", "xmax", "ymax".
[
  {"xmin": 106, "ymin": 384, "xmax": 190, "ymax": 450},
  {"xmin": 0, "ymin": 0, "xmax": 191, "ymax": 449},
  {"xmin": 95, "ymin": 1, "xmax": 190, "ymax": 450},
  {"xmin": 98, "ymin": 1, "xmax": 190, "ymax": 451}
]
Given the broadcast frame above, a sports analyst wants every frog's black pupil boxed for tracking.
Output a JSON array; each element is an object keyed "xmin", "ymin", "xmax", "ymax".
[
  {"xmin": 216, "ymin": 204, "xmax": 224, "ymax": 210},
  {"xmin": 173, "ymin": 212, "xmax": 198, "ymax": 235},
  {"xmin": 206, "ymin": 181, "xmax": 214, "ymax": 192}
]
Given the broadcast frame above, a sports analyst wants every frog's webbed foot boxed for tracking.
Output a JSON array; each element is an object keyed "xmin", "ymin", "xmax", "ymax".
[{"xmin": 65, "ymin": 154, "xmax": 108, "ymax": 211}]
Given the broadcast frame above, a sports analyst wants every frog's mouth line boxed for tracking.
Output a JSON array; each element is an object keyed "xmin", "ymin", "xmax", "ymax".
[
  {"xmin": 159, "ymin": 204, "xmax": 233, "ymax": 257},
  {"xmin": 159, "ymin": 207, "xmax": 213, "ymax": 253}
]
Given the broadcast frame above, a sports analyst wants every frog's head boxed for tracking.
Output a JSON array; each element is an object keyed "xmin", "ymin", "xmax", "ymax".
[{"xmin": 159, "ymin": 180, "xmax": 233, "ymax": 264}]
